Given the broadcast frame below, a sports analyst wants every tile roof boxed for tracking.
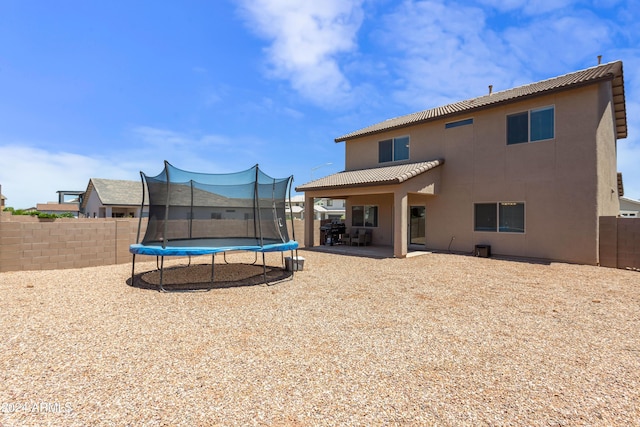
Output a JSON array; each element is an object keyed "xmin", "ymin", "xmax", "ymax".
[
  {"xmin": 87, "ymin": 178, "xmax": 144, "ymax": 207},
  {"xmin": 336, "ymin": 61, "xmax": 627, "ymax": 142},
  {"xmin": 295, "ymin": 159, "xmax": 443, "ymax": 192}
]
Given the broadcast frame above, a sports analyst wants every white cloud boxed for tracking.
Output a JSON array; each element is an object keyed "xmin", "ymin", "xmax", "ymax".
[
  {"xmin": 237, "ymin": 0, "xmax": 364, "ymax": 107},
  {"xmin": 477, "ymin": 0, "xmax": 578, "ymax": 14},
  {"xmin": 0, "ymin": 127, "xmax": 269, "ymax": 209},
  {"xmin": 0, "ymin": 145, "xmax": 133, "ymax": 209},
  {"xmin": 618, "ymin": 139, "xmax": 640, "ymax": 200},
  {"xmin": 502, "ymin": 11, "xmax": 613, "ymax": 75},
  {"xmin": 376, "ymin": 1, "xmax": 619, "ymax": 109},
  {"xmin": 379, "ymin": 0, "xmax": 518, "ymax": 108}
]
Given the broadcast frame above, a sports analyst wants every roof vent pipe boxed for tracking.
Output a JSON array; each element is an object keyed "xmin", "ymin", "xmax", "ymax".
[
  {"xmin": 598, "ymin": 55, "xmax": 602, "ymax": 65},
  {"xmin": 488, "ymin": 85, "xmax": 493, "ymax": 95}
]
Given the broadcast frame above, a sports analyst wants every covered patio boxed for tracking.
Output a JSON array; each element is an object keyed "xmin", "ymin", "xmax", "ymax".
[{"xmin": 295, "ymin": 160, "xmax": 444, "ymax": 258}]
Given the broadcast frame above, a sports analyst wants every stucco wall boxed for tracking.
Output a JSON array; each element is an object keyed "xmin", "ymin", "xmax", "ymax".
[{"xmin": 340, "ymin": 82, "xmax": 618, "ymax": 264}]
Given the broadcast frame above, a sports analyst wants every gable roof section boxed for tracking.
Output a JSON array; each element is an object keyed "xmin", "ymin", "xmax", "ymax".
[
  {"xmin": 336, "ymin": 61, "xmax": 627, "ymax": 142},
  {"xmin": 83, "ymin": 178, "xmax": 143, "ymax": 209},
  {"xmin": 296, "ymin": 159, "xmax": 443, "ymax": 192}
]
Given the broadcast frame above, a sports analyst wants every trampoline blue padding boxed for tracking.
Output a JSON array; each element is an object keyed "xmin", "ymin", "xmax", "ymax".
[{"xmin": 130, "ymin": 240, "xmax": 298, "ymax": 257}]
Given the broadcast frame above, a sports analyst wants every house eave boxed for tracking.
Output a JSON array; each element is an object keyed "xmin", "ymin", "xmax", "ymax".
[{"xmin": 335, "ymin": 61, "xmax": 627, "ymax": 142}]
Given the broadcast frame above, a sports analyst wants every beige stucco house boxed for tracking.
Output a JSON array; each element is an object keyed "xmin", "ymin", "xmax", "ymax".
[{"xmin": 296, "ymin": 61, "xmax": 627, "ymax": 265}]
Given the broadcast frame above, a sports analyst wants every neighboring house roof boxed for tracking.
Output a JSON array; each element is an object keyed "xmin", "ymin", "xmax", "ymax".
[
  {"xmin": 336, "ymin": 61, "xmax": 627, "ymax": 142},
  {"xmin": 82, "ymin": 178, "xmax": 143, "ymax": 210},
  {"xmin": 36, "ymin": 203, "xmax": 79, "ymax": 212},
  {"xmin": 290, "ymin": 194, "xmax": 305, "ymax": 203},
  {"xmin": 0, "ymin": 193, "xmax": 6, "ymax": 200},
  {"xmin": 82, "ymin": 178, "xmax": 268, "ymax": 210},
  {"xmin": 296, "ymin": 159, "xmax": 443, "ymax": 192},
  {"xmin": 620, "ymin": 197, "xmax": 640, "ymax": 209}
]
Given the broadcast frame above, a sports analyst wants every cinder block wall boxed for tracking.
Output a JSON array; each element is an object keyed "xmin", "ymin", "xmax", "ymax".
[
  {"xmin": 0, "ymin": 215, "xmax": 144, "ymax": 272},
  {"xmin": 0, "ymin": 213, "xmax": 316, "ymax": 273}
]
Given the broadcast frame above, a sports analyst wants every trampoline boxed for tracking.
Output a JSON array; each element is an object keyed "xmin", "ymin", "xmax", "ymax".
[{"xmin": 129, "ymin": 161, "xmax": 299, "ymax": 291}]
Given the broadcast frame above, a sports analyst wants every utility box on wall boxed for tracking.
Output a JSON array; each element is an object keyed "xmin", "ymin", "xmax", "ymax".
[{"xmin": 475, "ymin": 245, "xmax": 491, "ymax": 258}]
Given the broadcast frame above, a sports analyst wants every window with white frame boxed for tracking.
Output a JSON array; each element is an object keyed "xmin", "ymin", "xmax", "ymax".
[
  {"xmin": 507, "ymin": 106, "xmax": 554, "ymax": 145},
  {"xmin": 379, "ymin": 136, "xmax": 409, "ymax": 163},
  {"xmin": 352, "ymin": 205, "xmax": 378, "ymax": 227},
  {"xmin": 474, "ymin": 202, "xmax": 525, "ymax": 233}
]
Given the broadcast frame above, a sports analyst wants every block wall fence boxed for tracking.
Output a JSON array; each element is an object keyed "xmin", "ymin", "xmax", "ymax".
[
  {"xmin": 0, "ymin": 212, "xmax": 315, "ymax": 273},
  {"xmin": 1, "ymin": 211, "xmax": 637, "ymax": 273},
  {"xmin": 599, "ymin": 216, "xmax": 640, "ymax": 270}
]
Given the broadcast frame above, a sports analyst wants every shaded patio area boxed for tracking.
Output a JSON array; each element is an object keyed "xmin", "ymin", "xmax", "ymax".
[{"xmin": 303, "ymin": 243, "xmax": 430, "ymax": 259}]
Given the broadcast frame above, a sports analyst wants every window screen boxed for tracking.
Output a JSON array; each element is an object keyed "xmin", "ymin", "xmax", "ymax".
[
  {"xmin": 378, "ymin": 139, "xmax": 393, "ymax": 163},
  {"xmin": 530, "ymin": 107, "xmax": 554, "ymax": 141},
  {"xmin": 499, "ymin": 202, "xmax": 525, "ymax": 233},
  {"xmin": 507, "ymin": 112, "xmax": 528, "ymax": 145},
  {"xmin": 474, "ymin": 203, "xmax": 497, "ymax": 231}
]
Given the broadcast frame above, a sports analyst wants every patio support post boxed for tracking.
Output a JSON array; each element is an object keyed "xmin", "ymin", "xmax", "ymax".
[
  {"xmin": 393, "ymin": 192, "xmax": 408, "ymax": 258},
  {"xmin": 304, "ymin": 194, "xmax": 315, "ymax": 247}
]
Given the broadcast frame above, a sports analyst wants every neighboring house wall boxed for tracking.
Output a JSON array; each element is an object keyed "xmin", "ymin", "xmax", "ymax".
[
  {"xmin": 620, "ymin": 197, "xmax": 640, "ymax": 217},
  {"xmin": 84, "ymin": 188, "xmax": 105, "ymax": 218}
]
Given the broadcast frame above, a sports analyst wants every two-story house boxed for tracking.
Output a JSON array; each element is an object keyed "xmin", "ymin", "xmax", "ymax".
[{"xmin": 296, "ymin": 61, "xmax": 627, "ymax": 265}]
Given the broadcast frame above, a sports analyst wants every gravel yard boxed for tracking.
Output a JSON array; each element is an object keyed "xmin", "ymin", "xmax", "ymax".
[{"xmin": 1, "ymin": 250, "xmax": 638, "ymax": 426}]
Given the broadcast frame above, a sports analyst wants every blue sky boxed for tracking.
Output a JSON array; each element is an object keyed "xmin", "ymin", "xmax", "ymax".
[{"xmin": 1, "ymin": 0, "xmax": 639, "ymax": 209}]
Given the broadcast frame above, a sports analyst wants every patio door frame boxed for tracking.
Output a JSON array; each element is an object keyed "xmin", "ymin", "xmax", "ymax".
[{"xmin": 408, "ymin": 205, "xmax": 426, "ymax": 248}]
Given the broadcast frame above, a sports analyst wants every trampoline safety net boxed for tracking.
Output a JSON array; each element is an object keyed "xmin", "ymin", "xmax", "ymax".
[{"xmin": 138, "ymin": 161, "xmax": 294, "ymax": 248}]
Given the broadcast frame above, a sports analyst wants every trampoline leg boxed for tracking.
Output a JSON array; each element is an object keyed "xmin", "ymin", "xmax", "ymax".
[
  {"xmin": 262, "ymin": 252, "xmax": 267, "ymax": 283},
  {"xmin": 211, "ymin": 253, "xmax": 215, "ymax": 283},
  {"xmin": 158, "ymin": 256, "xmax": 166, "ymax": 292},
  {"xmin": 130, "ymin": 254, "xmax": 136, "ymax": 286},
  {"xmin": 289, "ymin": 249, "xmax": 295, "ymax": 280}
]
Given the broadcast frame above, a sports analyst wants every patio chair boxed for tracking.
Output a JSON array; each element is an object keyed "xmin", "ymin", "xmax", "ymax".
[
  {"xmin": 340, "ymin": 229, "xmax": 351, "ymax": 245},
  {"xmin": 350, "ymin": 229, "xmax": 372, "ymax": 246}
]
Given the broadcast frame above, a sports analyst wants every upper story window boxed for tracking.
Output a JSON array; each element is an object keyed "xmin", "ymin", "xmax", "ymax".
[
  {"xmin": 445, "ymin": 118, "xmax": 473, "ymax": 129},
  {"xmin": 379, "ymin": 136, "xmax": 409, "ymax": 163},
  {"xmin": 507, "ymin": 106, "xmax": 554, "ymax": 145}
]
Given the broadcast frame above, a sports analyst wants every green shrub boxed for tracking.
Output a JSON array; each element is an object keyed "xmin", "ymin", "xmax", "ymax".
[{"xmin": 2, "ymin": 208, "xmax": 75, "ymax": 218}]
